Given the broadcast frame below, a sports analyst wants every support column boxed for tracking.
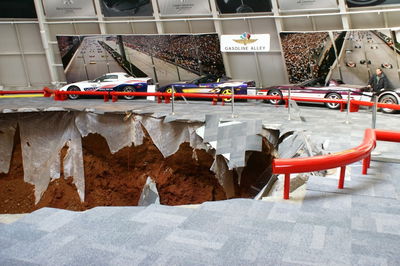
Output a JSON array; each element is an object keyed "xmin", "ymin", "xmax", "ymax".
[
  {"xmin": 271, "ymin": 0, "xmax": 289, "ymax": 83},
  {"xmin": 338, "ymin": 0, "xmax": 350, "ymax": 30},
  {"xmin": 93, "ymin": 0, "xmax": 107, "ymax": 34},
  {"xmin": 33, "ymin": 0, "xmax": 58, "ymax": 85},
  {"xmin": 209, "ymin": 0, "xmax": 232, "ymax": 77},
  {"xmin": 151, "ymin": 0, "xmax": 164, "ymax": 33}
]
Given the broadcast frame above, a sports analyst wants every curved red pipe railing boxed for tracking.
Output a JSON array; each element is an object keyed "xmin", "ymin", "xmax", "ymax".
[{"xmin": 273, "ymin": 129, "xmax": 400, "ymax": 199}]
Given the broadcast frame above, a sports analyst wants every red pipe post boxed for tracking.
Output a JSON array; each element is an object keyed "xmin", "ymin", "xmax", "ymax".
[
  {"xmin": 284, "ymin": 173, "xmax": 290, "ymax": 200},
  {"xmin": 338, "ymin": 166, "xmax": 346, "ymax": 189}
]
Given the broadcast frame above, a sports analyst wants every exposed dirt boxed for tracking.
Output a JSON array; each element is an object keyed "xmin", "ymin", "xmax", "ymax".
[
  {"xmin": 0, "ymin": 127, "xmax": 274, "ymax": 214},
  {"xmin": 0, "ymin": 136, "xmax": 35, "ymax": 214},
  {"xmin": 82, "ymin": 133, "xmax": 226, "ymax": 206},
  {"xmin": 0, "ymin": 131, "xmax": 232, "ymax": 213}
]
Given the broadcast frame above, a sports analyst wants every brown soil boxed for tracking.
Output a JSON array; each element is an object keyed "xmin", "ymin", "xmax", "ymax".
[
  {"xmin": 0, "ymin": 138, "xmax": 35, "ymax": 213},
  {"xmin": 0, "ymin": 126, "xmax": 274, "ymax": 214},
  {"xmin": 82, "ymin": 133, "xmax": 226, "ymax": 206},
  {"xmin": 0, "ymin": 130, "xmax": 231, "ymax": 213}
]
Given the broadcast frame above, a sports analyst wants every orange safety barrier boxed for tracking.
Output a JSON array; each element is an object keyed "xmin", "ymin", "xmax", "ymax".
[{"xmin": 273, "ymin": 129, "xmax": 400, "ymax": 199}]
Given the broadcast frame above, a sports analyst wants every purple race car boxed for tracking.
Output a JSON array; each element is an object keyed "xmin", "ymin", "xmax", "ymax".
[
  {"xmin": 258, "ymin": 79, "xmax": 400, "ymax": 113},
  {"xmin": 158, "ymin": 74, "xmax": 256, "ymax": 102}
]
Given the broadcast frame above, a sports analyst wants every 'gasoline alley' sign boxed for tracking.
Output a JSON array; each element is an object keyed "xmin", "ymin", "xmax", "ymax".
[{"xmin": 220, "ymin": 33, "xmax": 270, "ymax": 52}]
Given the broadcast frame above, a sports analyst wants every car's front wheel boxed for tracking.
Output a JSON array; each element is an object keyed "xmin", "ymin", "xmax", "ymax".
[
  {"xmin": 123, "ymin": 86, "xmax": 136, "ymax": 100},
  {"xmin": 267, "ymin": 89, "xmax": 283, "ymax": 105},
  {"xmin": 67, "ymin": 86, "xmax": 80, "ymax": 100},
  {"xmin": 379, "ymin": 94, "xmax": 398, "ymax": 114},
  {"xmin": 165, "ymin": 87, "xmax": 177, "ymax": 99},
  {"xmin": 325, "ymin": 93, "xmax": 342, "ymax": 109},
  {"xmin": 221, "ymin": 88, "xmax": 233, "ymax": 102}
]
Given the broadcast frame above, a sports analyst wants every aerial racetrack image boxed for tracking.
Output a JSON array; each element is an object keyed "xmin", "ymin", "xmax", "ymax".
[
  {"xmin": 331, "ymin": 30, "xmax": 400, "ymax": 88},
  {"xmin": 280, "ymin": 31, "xmax": 400, "ymax": 88},
  {"xmin": 56, "ymin": 34, "xmax": 226, "ymax": 86}
]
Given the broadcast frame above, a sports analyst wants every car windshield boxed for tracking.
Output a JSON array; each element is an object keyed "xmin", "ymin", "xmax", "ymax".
[
  {"xmin": 299, "ymin": 79, "xmax": 322, "ymax": 87},
  {"xmin": 92, "ymin": 74, "xmax": 118, "ymax": 82},
  {"xmin": 189, "ymin": 75, "xmax": 218, "ymax": 84},
  {"xmin": 92, "ymin": 75, "xmax": 106, "ymax": 82}
]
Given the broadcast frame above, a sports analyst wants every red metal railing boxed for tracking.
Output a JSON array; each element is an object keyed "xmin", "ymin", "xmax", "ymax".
[
  {"xmin": 0, "ymin": 90, "xmax": 44, "ymax": 95},
  {"xmin": 2, "ymin": 87, "xmax": 400, "ymax": 113},
  {"xmin": 273, "ymin": 129, "xmax": 400, "ymax": 199}
]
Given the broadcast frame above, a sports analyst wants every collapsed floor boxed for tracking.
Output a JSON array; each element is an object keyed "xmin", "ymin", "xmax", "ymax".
[{"xmin": 0, "ymin": 112, "xmax": 275, "ymax": 213}]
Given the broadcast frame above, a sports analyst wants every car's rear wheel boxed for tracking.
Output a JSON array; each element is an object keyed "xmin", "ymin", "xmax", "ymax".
[
  {"xmin": 325, "ymin": 93, "xmax": 342, "ymax": 109},
  {"xmin": 379, "ymin": 94, "xmax": 398, "ymax": 114},
  {"xmin": 221, "ymin": 88, "xmax": 233, "ymax": 102},
  {"xmin": 67, "ymin": 86, "xmax": 80, "ymax": 100},
  {"xmin": 123, "ymin": 86, "xmax": 136, "ymax": 100},
  {"xmin": 267, "ymin": 89, "xmax": 283, "ymax": 105}
]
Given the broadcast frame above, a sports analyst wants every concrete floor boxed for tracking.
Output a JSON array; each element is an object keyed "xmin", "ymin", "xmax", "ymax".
[{"xmin": 0, "ymin": 97, "xmax": 400, "ymax": 265}]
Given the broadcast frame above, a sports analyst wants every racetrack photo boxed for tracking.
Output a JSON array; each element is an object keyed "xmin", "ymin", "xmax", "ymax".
[{"xmin": 57, "ymin": 34, "xmax": 225, "ymax": 87}]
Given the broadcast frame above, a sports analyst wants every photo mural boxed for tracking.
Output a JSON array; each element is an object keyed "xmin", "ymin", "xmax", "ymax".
[
  {"xmin": 56, "ymin": 34, "xmax": 225, "ymax": 86},
  {"xmin": 0, "ymin": 0, "xmax": 37, "ymax": 18},
  {"xmin": 346, "ymin": 0, "xmax": 400, "ymax": 7},
  {"xmin": 280, "ymin": 31, "xmax": 400, "ymax": 88},
  {"xmin": 100, "ymin": 0, "xmax": 153, "ymax": 17},
  {"xmin": 216, "ymin": 0, "xmax": 272, "ymax": 13}
]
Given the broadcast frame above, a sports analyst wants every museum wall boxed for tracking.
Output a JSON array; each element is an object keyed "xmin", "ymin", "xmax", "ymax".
[{"xmin": 0, "ymin": 0, "xmax": 400, "ymax": 89}]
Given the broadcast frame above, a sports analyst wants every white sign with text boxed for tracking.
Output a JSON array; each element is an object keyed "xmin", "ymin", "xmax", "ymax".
[{"xmin": 220, "ymin": 33, "xmax": 270, "ymax": 53}]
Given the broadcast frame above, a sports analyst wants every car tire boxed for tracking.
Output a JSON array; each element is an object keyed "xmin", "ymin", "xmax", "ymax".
[
  {"xmin": 325, "ymin": 93, "xmax": 342, "ymax": 109},
  {"xmin": 267, "ymin": 89, "xmax": 283, "ymax": 105},
  {"xmin": 123, "ymin": 86, "xmax": 136, "ymax": 100},
  {"xmin": 67, "ymin": 86, "xmax": 80, "ymax": 100},
  {"xmin": 220, "ymin": 88, "xmax": 233, "ymax": 102},
  {"xmin": 379, "ymin": 94, "xmax": 398, "ymax": 114},
  {"xmin": 165, "ymin": 87, "xmax": 176, "ymax": 99}
]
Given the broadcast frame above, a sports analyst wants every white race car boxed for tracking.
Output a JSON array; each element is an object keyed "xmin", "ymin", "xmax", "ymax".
[{"xmin": 59, "ymin": 72, "xmax": 153, "ymax": 100}]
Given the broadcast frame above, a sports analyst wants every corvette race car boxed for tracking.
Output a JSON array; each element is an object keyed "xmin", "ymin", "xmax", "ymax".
[
  {"xmin": 59, "ymin": 72, "xmax": 153, "ymax": 100},
  {"xmin": 258, "ymin": 78, "xmax": 400, "ymax": 113},
  {"xmin": 158, "ymin": 74, "xmax": 256, "ymax": 102}
]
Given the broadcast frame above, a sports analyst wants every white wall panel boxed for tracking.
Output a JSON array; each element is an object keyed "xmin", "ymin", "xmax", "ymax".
[
  {"xmin": 386, "ymin": 11, "xmax": 400, "ymax": 27},
  {"xmin": 0, "ymin": 25, "xmax": 19, "ymax": 53},
  {"xmin": 131, "ymin": 22, "xmax": 158, "ymax": 34},
  {"xmin": 18, "ymin": 24, "xmax": 43, "ymax": 52},
  {"xmin": 0, "ymin": 56, "xmax": 27, "ymax": 86},
  {"xmin": 25, "ymin": 55, "xmax": 51, "ymax": 85},
  {"xmin": 189, "ymin": 20, "xmax": 215, "ymax": 33},
  {"xmin": 350, "ymin": 13, "xmax": 385, "ymax": 29},
  {"xmin": 257, "ymin": 53, "xmax": 287, "ymax": 86},
  {"xmin": 105, "ymin": 22, "xmax": 134, "ymax": 34},
  {"xmin": 221, "ymin": 19, "xmax": 249, "ymax": 34},
  {"xmin": 75, "ymin": 23, "xmax": 101, "ymax": 35},
  {"xmin": 282, "ymin": 17, "xmax": 314, "ymax": 31},
  {"xmin": 163, "ymin": 21, "xmax": 190, "ymax": 33},
  {"xmin": 227, "ymin": 53, "xmax": 259, "ymax": 84},
  {"xmin": 314, "ymin": 15, "xmax": 343, "ymax": 31}
]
